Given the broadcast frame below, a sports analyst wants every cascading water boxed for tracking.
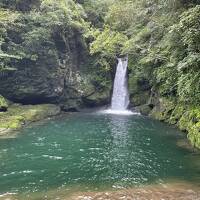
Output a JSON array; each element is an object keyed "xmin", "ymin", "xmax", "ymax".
[
  {"xmin": 111, "ymin": 57, "xmax": 129, "ymax": 110},
  {"xmin": 100, "ymin": 57, "xmax": 136, "ymax": 115}
]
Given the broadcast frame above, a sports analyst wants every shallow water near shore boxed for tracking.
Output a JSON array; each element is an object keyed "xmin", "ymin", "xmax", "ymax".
[{"xmin": 0, "ymin": 112, "xmax": 200, "ymax": 199}]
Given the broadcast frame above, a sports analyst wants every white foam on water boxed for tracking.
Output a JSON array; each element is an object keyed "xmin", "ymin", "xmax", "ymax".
[
  {"xmin": 97, "ymin": 57, "xmax": 140, "ymax": 116},
  {"xmin": 0, "ymin": 192, "xmax": 17, "ymax": 197},
  {"xmin": 99, "ymin": 109, "xmax": 140, "ymax": 116}
]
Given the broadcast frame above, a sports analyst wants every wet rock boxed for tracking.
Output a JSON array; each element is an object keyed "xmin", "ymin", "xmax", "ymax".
[
  {"xmin": 0, "ymin": 104, "xmax": 61, "ymax": 136},
  {"xmin": 0, "ymin": 95, "xmax": 9, "ymax": 112},
  {"xmin": 130, "ymin": 91, "xmax": 150, "ymax": 107},
  {"xmin": 82, "ymin": 90, "xmax": 110, "ymax": 107},
  {"xmin": 149, "ymin": 97, "xmax": 176, "ymax": 121},
  {"xmin": 61, "ymin": 101, "xmax": 79, "ymax": 112},
  {"xmin": 137, "ymin": 104, "xmax": 152, "ymax": 116}
]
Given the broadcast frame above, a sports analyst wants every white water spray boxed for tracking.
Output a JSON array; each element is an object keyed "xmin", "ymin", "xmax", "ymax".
[
  {"xmin": 111, "ymin": 57, "xmax": 129, "ymax": 110},
  {"xmin": 100, "ymin": 57, "xmax": 137, "ymax": 115}
]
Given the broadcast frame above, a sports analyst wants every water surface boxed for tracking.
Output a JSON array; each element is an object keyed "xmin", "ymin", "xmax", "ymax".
[{"xmin": 0, "ymin": 112, "xmax": 200, "ymax": 199}]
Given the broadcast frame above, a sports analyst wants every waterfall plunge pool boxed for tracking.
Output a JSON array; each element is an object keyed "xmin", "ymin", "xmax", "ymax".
[{"xmin": 0, "ymin": 112, "xmax": 200, "ymax": 199}]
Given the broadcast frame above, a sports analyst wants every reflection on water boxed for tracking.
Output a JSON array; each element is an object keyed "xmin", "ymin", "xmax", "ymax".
[
  {"xmin": 106, "ymin": 115, "xmax": 161, "ymax": 187},
  {"xmin": 0, "ymin": 113, "xmax": 200, "ymax": 199},
  {"xmin": 107, "ymin": 115, "xmax": 130, "ymax": 188}
]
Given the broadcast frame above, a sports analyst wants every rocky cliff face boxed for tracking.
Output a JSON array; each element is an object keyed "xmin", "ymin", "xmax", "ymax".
[
  {"xmin": 0, "ymin": 28, "xmax": 84, "ymax": 103},
  {"xmin": 0, "ymin": 57, "xmax": 110, "ymax": 110},
  {"xmin": 0, "ymin": 64, "xmax": 65, "ymax": 103},
  {"xmin": 0, "ymin": 0, "xmax": 111, "ymax": 110},
  {"xmin": 0, "ymin": 38, "xmax": 109, "ymax": 110}
]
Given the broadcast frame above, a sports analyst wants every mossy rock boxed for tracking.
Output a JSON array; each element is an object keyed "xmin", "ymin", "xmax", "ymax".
[
  {"xmin": 177, "ymin": 106, "xmax": 200, "ymax": 149},
  {"xmin": 178, "ymin": 107, "xmax": 200, "ymax": 131},
  {"xmin": 61, "ymin": 99, "xmax": 81, "ymax": 112},
  {"xmin": 129, "ymin": 75, "xmax": 150, "ymax": 95},
  {"xmin": 169, "ymin": 104, "xmax": 185, "ymax": 125},
  {"xmin": 83, "ymin": 90, "xmax": 110, "ymax": 107},
  {"xmin": 130, "ymin": 91, "xmax": 150, "ymax": 106},
  {"xmin": 0, "ymin": 95, "xmax": 8, "ymax": 112},
  {"xmin": 0, "ymin": 104, "xmax": 61, "ymax": 132},
  {"xmin": 137, "ymin": 104, "xmax": 152, "ymax": 116},
  {"xmin": 188, "ymin": 122, "xmax": 200, "ymax": 149},
  {"xmin": 179, "ymin": 111, "xmax": 192, "ymax": 131},
  {"xmin": 150, "ymin": 98, "xmax": 176, "ymax": 121}
]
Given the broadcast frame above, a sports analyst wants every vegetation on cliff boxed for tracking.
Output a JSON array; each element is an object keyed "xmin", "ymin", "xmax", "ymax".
[
  {"xmin": 85, "ymin": 0, "xmax": 200, "ymax": 148},
  {"xmin": 0, "ymin": 0, "xmax": 109, "ymax": 106}
]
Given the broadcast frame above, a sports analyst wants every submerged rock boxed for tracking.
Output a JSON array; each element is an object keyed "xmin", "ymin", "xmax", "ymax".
[{"xmin": 176, "ymin": 139, "xmax": 198, "ymax": 152}]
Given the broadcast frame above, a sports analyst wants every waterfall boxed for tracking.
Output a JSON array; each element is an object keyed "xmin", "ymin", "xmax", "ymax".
[
  {"xmin": 111, "ymin": 57, "xmax": 129, "ymax": 111},
  {"xmin": 99, "ymin": 57, "xmax": 139, "ymax": 115}
]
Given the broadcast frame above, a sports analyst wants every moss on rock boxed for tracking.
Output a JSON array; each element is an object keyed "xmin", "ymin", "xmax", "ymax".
[
  {"xmin": 137, "ymin": 104, "xmax": 152, "ymax": 116},
  {"xmin": 0, "ymin": 95, "xmax": 9, "ymax": 111},
  {"xmin": 83, "ymin": 90, "xmax": 110, "ymax": 107},
  {"xmin": 130, "ymin": 91, "xmax": 150, "ymax": 106},
  {"xmin": 0, "ymin": 104, "xmax": 60, "ymax": 135},
  {"xmin": 178, "ymin": 107, "xmax": 200, "ymax": 148},
  {"xmin": 169, "ymin": 104, "xmax": 185, "ymax": 125},
  {"xmin": 148, "ymin": 97, "xmax": 200, "ymax": 149},
  {"xmin": 150, "ymin": 98, "xmax": 176, "ymax": 121},
  {"xmin": 188, "ymin": 123, "xmax": 200, "ymax": 148},
  {"xmin": 178, "ymin": 111, "xmax": 192, "ymax": 131}
]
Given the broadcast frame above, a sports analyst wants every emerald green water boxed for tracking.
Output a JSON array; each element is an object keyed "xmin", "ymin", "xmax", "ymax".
[{"xmin": 0, "ymin": 112, "xmax": 200, "ymax": 198}]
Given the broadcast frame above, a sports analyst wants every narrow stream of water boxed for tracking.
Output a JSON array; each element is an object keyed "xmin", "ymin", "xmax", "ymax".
[
  {"xmin": 111, "ymin": 57, "xmax": 129, "ymax": 111},
  {"xmin": 0, "ymin": 112, "xmax": 200, "ymax": 199}
]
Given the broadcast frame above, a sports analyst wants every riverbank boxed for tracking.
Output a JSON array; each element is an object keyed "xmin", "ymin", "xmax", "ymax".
[
  {"xmin": 0, "ymin": 181, "xmax": 200, "ymax": 200},
  {"xmin": 70, "ymin": 182, "xmax": 200, "ymax": 200},
  {"xmin": 150, "ymin": 99, "xmax": 200, "ymax": 150},
  {"xmin": 134, "ymin": 96, "xmax": 200, "ymax": 150},
  {"xmin": 0, "ymin": 103, "xmax": 61, "ymax": 137},
  {"xmin": 1, "ymin": 95, "xmax": 199, "ymax": 153}
]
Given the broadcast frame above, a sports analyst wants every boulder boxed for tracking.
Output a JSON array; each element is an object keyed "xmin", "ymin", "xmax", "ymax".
[{"xmin": 0, "ymin": 95, "xmax": 9, "ymax": 112}]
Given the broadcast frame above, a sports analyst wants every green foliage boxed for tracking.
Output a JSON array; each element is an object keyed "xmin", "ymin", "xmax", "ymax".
[
  {"xmin": 0, "ymin": 0, "xmax": 89, "ymax": 73},
  {"xmin": 169, "ymin": 5, "xmax": 200, "ymax": 104},
  {"xmin": 174, "ymin": 5, "xmax": 200, "ymax": 52},
  {"xmin": 90, "ymin": 27, "xmax": 128, "ymax": 60},
  {"xmin": 0, "ymin": 9, "xmax": 21, "ymax": 71},
  {"xmin": 1, "ymin": 0, "xmax": 200, "ymax": 106},
  {"xmin": 105, "ymin": 1, "xmax": 138, "ymax": 31},
  {"xmin": 79, "ymin": 0, "xmax": 114, "ymax": 27},
  {"xmin": 86, "ymin": 0, "xmax": 200, "ymax": 107},
  {"xmin": 84, "ymin": 26, "xmax": 127, "ymax": 89},
  {"xmin": 177, "ymin": 72, "xmax": 200, "ymax": 103}
]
